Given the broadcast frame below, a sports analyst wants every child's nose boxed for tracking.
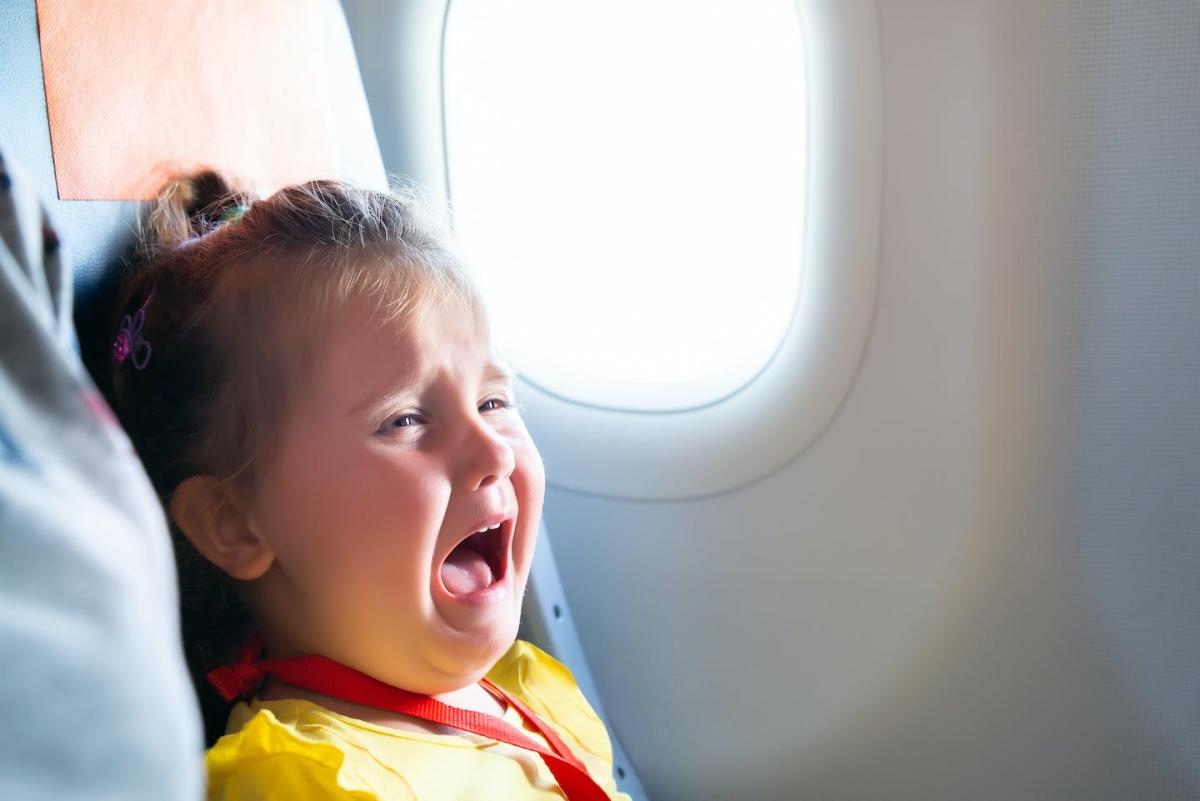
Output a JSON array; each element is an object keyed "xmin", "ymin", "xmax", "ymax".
[{"xmin": 459, "ymin": 415, "xmax": 516, "ymax": 492}]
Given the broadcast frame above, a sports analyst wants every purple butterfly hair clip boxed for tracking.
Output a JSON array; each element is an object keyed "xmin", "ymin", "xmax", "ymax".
[{"xmin": 112, "ymin": 294, "xmax": 153, "ymax": 370}]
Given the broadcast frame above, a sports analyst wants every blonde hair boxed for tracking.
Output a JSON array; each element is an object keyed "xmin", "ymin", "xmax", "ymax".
[{"xmin": 109, "ymin": 171, "xmax": 486, "ymax": 742}]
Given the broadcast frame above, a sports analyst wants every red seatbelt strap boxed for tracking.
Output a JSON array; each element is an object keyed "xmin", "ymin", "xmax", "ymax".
[{"xmin": 208, "ymin": 633, "xmax": 612, "ymax": 801}]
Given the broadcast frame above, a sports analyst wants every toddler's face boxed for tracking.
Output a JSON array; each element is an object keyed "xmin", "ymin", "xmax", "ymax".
[{"xmin": 244, "ymin": 292, "xmax": 545, "ymax": 695}]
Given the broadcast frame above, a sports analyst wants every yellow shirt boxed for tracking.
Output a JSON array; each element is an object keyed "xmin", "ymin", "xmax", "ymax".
[{"xmin": 206, "ymin": 639, "xmax": 632, "ymax": 800}]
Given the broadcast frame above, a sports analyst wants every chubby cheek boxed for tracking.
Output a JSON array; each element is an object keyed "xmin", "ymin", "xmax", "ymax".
[
  {"xmin": 511, "ymin": 436, "xmax": 547, "ymax": 591},
  {"xmin": 255, "ymin": 437, "xmax": 443, "ymax": 609}
]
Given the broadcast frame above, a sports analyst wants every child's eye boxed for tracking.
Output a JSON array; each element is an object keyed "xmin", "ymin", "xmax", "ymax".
[
  {"xmin": 382, "ymin": 413, "xmax": 423, "ymax": 432},
  {"xmin": 481, "ymin": 397, "xmax": 525, "ymax": 414},
  {"xmin": 378, "ymin": 399, "xmax": 517, "ymax": 434}
]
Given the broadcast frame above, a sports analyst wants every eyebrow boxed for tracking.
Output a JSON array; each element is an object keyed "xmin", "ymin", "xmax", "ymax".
[
  {"xmin": 483, "ymin": 361, "xmax": 517, "ymax": 384},
  {"xmin": 351, "ymin": 361, "xmax": 516, "ymax": 416}
]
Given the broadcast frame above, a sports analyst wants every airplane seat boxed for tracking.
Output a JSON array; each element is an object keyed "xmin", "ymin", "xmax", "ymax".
[
  {"xmin": 0, "ymin": 2, "xmax": 646, "ymax": 798},
  {"xmin": 0, "ymin": 0, "xmax": 385, "ymax": 393}
]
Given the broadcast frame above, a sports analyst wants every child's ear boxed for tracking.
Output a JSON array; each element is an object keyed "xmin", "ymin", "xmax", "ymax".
[{"xmin": 169, "ymin": 476, "xmax": 275, "ymax": 581}]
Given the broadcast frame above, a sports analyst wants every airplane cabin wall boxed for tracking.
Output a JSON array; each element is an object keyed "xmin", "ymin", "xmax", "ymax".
[{"xmin": 540, "ymin": 2, "xmax": 1198, "ymax": 800}]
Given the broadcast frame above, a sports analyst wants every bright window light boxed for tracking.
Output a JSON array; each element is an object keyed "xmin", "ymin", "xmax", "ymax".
[{"xmin": 444, "ymin": 0, "xmax": 806, "ymax": 411}]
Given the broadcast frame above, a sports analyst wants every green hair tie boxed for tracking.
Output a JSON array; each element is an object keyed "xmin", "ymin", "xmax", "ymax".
[{"xmin": 218, "ymin": 204, "xmax": 249, "ymax": 224}]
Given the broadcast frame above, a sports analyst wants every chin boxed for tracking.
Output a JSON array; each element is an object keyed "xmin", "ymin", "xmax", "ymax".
[
  {"xmin": 444, "ymin": 615, "xmax": 518, "ymax": 665},
  {"xmin": 418, "ymin": 632, "xmax": 514, "ymax": 694},
  {"xmin": 478, "ymin": 616, "xmax": 520, "ymax": 659}
]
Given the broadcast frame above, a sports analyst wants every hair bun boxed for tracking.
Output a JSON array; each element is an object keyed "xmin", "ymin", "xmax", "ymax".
[{"xmin": 143, "ymin": 169, "xmax": 255, "ymax": 252}]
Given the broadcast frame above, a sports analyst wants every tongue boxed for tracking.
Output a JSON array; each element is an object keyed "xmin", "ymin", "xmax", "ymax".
[{"xmin": 441, "ymin": 545, "xmax": 494, "ymax": 596}]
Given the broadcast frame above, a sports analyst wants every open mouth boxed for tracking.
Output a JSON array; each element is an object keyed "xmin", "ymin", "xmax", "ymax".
[{"xmin": 439, "ymin": 516, "xmax": 512, "ymax": 598}]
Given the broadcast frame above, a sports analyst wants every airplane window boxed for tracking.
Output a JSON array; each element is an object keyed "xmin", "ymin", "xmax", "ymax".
[{"xmin": 444, "ymin": 0, "xmax": 807, "ymax": 412}]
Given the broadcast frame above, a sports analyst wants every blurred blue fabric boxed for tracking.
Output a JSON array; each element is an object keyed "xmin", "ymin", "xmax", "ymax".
[{"xmin": 0, "ymin": 150, "xmax": 204, "ymax": 801}]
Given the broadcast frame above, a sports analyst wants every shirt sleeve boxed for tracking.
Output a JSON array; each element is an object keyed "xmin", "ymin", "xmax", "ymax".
[
  {"xmin": 206, "ymin": 710, "xmax": 414, "ymax": 801},
  {"xmin": 491, "ymin": 641, "xmax": 634, "ymax": 800},
  {"xmin": 213, "ymin": 753, "xmax": 387, "ymax": 801}
]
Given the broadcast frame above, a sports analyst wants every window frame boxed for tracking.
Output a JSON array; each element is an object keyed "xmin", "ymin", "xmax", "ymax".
[{"xmin": 440, "ymin": 0, "xmax": 881, "ymax": 500}]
